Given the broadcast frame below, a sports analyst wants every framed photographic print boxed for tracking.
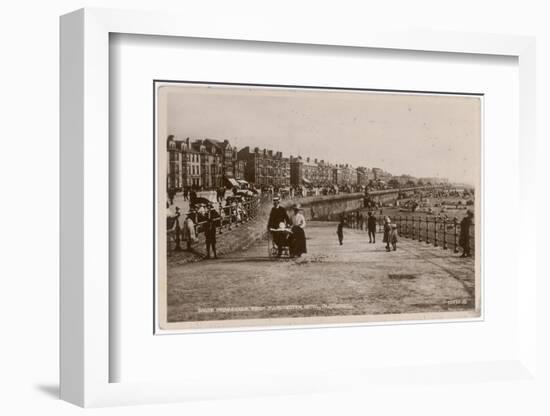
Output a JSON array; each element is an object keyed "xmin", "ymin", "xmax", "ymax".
[{"xmin": 60, "ymin": 7, "xmax": 538, "ymax": 408}]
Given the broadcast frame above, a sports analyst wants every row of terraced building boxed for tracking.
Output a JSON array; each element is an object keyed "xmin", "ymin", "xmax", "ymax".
[{"xmin": 166, "ymin": 135, "xmax": 392, "ymax": 191}]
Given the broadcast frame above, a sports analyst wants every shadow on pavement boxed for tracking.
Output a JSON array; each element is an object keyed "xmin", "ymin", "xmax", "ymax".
[{"xmin": 34, "ymin": 384, "xmax": 59, "ymax": 399}]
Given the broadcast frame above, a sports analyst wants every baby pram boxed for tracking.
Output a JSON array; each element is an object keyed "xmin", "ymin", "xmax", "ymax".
[{"xmin": 267, "ymin": 226, "xmax": 292, "ymax": 258}]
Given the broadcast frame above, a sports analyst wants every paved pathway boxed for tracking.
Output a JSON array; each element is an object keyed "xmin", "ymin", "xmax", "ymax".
[{"xmin": 167, "ymin": 221, "xmax": 476, "ymax": 323}]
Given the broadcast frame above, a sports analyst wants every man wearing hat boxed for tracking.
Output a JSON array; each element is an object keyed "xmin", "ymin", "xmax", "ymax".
[
  {"xmin": 267, "ymin": 196, "xmax": 290, "ymax": 256},
  {"xmin": 204, "ymin": 206, "xmax": 220, "ymax": 259},
  {"xmin": 459, "ymin": 209, "xmax": 474, "ymax": 257}
]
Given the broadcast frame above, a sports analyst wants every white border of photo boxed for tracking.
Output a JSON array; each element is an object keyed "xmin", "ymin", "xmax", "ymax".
[{"xmin": 60, "ymin": 8, "xmax": 537, "ymax": 407}]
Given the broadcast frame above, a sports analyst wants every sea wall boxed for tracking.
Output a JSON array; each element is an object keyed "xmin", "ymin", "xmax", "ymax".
[{"xmin": 282, "ymin": 193, "xmax": 364, "ymax": 221}]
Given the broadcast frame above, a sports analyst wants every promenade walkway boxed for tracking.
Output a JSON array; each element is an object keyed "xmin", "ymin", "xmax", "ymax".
[{"xmin": 167, "ymin": 221, "xmax": 476, "ymax": 323}]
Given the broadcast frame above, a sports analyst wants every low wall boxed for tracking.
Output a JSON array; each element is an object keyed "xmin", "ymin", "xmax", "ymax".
[
  {"xmin": 282, "ymin": 186, "xmax": 447, "ymax": 221},
  {"xmin": 282, "ymin": 193, "xmax": 364, "ymax": 221}
]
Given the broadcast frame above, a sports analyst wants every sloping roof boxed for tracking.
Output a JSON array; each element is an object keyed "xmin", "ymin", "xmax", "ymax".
[
  {"xmin": 205, "ymin": 138, "xmax": 222, "ymax": 148},
  {"xmin": 205, "ymin": 138, "xmax": 231, "ymax": 150}
]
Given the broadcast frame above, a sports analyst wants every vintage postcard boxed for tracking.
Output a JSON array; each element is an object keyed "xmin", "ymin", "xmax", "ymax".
[{"xmin": 156, "ymin": 82, "xmax": 481, "ymax": 331}]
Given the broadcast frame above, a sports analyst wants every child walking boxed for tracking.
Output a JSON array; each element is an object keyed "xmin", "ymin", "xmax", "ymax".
[
  {"xmin": 390, "ymin": 223, "xmax": 398, "ymax": 251},
  {"xmin": 383, "ymin": 217, "xmax": 392, "ymax": 252},
  {"xmin": 336, "ymin": 218, "xmax": 344, "ymax": 245}
]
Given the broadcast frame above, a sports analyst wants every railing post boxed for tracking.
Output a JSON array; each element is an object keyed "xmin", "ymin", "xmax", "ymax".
[
  {"xmin": 443, "ymin": 218, "xmax": 447, "ymax": 249},
  {"xmin": 418, "ymin": 216, "xmax": 422, "ymax": 242},
  {"xmin": 453, "ymin": 217, "xmax": 459, "ymax": 253},
  {"xmin": 227, "ymin": 206, "xmax": 232, "ymax": 230},
  {"xmin": 397, "ymin": 215, "xmax": 401, "ymax": 235},
  {"xmin": 425, "ymin": 217, "xmax": 430, "ymax": 244},
  {"xmin": 405, "ymin": 216, "xmax": 408, "ymax": 237},
  {"xmin": 218, "ymin": 203, "xmax": 223, "ymax": 234},
  {"xmin": 434, "ymin": 217, "xmax": 438, "ymax": 247},
  {"xmin": 224, "ymin": 206, "xmax": 229, "ymax": 231},
  {"xmin": 411, "ymin": 216, "xmax": 415, "ymax": 240}
]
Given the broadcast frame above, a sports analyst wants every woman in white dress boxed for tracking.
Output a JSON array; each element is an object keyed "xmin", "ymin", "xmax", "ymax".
[{"xmin": 289, "ymin": 204, "xmax": 307, "ymax": 257}]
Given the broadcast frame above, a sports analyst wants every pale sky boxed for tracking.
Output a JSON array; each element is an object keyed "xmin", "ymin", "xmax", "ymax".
[{"xmin": 163, "ymin": 84, "xmax": 481, "ymax": 185}]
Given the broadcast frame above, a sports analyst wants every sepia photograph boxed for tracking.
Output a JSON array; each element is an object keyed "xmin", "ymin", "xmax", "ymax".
[{"xmin": 156, "ymin": 82, "xmax": 481, "ymax": 331}]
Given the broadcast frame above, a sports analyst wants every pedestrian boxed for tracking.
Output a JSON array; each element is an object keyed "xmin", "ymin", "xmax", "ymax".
[
  {"xmin": 336, "ymin": 217, "xmax": 344, "ymax": 246},
  {"xmin": 289, "ymin": 204, "xmax": 307, "ymax": 257},
  {"xmin": 459, "ymin": 210, "xmax": 474, "ymax": 257},
  {"xmin": 189, "ymin": 188, "xmax": 197, "ymax": 205},
  {"xmin": 204, "ymin": 208, "xmax": 218, "ymax": 259},
  {"xmin": 181, "ymin": 210, "xmax": 197, "ymax": 251},
  {"xmin": 367, "ymin": 211, "xmax": 377, "ymax": 243},
  {"xmin": 168, "ymin": 189, "xmax": 175, "ymax": 205},
  {"xmin": 166, "ymin": 204, "xmax": 181, "ymax": 251},
  {"xmin": 267, "ymin": 196, "xmax": 290, "ymax": 256},
  {"xmin": 390, "ymin": 223, "xmax": 398, "ymax": 251},
  {"xmin": 236, "ymin": 199, "xmax": 245, "ymax": 223},
  {"xmin": 183, "ymin": 187, "xmax": 189, "ymax": 201},
  {"xmin": 382, "ymin": 216, "xmax": 392, "ymax": 252}
]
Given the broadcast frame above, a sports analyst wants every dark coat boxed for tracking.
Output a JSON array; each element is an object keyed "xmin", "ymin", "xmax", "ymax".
[
  {"xmin": 204, "ymin": 211, "xmax": 220, "ymax": 243},
  {"xmin": 367, "ymin": 216, "xmax": 377, "ymax": 231},
  {"xmin": 268, "ymin": 206, "xmax": 290, "ymax": 229},
  {"xmin": 204, "ymin": 219, "xmax": 217, "ymax": 243},
  {"xmin": 459, "ymin": 216, "xmax": 472, "ymax": 247}
]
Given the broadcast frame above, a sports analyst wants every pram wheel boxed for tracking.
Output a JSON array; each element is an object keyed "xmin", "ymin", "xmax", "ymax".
[{"xmin": 268, "ymin": 231, "xmax": 291, "ymax": 258}]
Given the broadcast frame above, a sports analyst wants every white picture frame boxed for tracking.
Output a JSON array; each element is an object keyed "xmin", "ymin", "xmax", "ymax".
[{"xmin": 60, "ymin": 8, "xmax": 537, "ymax": 407}]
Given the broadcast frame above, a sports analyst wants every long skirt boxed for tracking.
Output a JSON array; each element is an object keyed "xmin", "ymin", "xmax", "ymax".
[{"xmin": 290, "ymin": 226, "xmax": 307, "ymax": 256}]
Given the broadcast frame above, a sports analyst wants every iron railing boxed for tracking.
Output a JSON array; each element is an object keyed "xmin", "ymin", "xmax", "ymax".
[{"xmin": 343, "ymin": 211, "xmax": 475, "ymax": 255}]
